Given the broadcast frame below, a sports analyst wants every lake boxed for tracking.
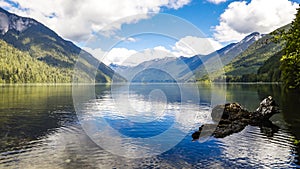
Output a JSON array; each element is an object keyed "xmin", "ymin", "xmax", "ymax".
[{"xmin": 0, "ymin": 84, "xmax": 299, "ymax": 168}]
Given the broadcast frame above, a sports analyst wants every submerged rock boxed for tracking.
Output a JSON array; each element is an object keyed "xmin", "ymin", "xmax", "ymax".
[{"xmin": 192, "ymin": 96, "xmax": 280, "ymax": 140}]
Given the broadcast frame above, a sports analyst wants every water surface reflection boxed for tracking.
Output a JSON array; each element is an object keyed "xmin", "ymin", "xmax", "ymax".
[{"xmin": 0, "ymin": 84, "xmax": 299, "ymax": 168}]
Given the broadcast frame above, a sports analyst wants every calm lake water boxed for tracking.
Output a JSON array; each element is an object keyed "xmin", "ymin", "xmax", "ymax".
[{"xmin": 0, "ymin": 84, "xmax": 299, "ymax": 168}]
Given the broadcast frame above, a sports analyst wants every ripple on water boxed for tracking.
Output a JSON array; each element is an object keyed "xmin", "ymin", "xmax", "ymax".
[
  {"xmin": 1, "ymin": 121, "xmax": 299, "ymax": 168},
  {"xmin": 216, "ymin": 125, "xmax": 297, "ymax": 168},
  {"xmin": 0, "ymin": 122, "xmax": 179, "ymax": 168},
  {"xmin": 1, "ymin": 84, "xmax": 300, "ymax": 168}
]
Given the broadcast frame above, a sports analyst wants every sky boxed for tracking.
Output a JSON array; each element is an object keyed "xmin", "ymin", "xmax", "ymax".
[{"xmin": 0, "ymin": 0, "xmax": 299, "ymax": 66}]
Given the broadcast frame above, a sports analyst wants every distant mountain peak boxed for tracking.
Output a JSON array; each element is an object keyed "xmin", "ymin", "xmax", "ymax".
[
  {"xmin": 0, "ymin": 7, "xmax": 37, "ymax": 34},
  {"xmin": 109, "ymin": 63, "xmax": 130, "ymax": 71},
  {"xmin": 239, "ymin": 32, "xmax": 262, "ymax": 44},
  {"xmin": 220, "ymin": 32, "xmax": 262, "ymax": 56},
  {"xmin": 248, "ymin": 32, "xmax": 260, "ymax": 36}
]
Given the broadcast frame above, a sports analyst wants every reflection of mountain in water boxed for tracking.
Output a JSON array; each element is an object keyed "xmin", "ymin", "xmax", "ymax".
[
  {"xmin": 0, "ymin": 85, "xmax": 74, "ymax": 151},
  {"xmin": 131, "ymin": 68, "xmax": 176, "ymax": 83},
  {"xmin": 0, "ymin": 85, "xmax": 110, "ymax": 151}
]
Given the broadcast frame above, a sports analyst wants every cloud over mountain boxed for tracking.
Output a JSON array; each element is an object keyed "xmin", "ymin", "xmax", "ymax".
[
  {"xmin": 84, "ymin": 36, "xmax": 223, "ymax": 66},
  {"xmin": 1, "ymin": 0, "xmax": 191, "ymax": 42},
  {"xmin": 214, "ymin": 0, "xmax": 298, "ymax": 42}
]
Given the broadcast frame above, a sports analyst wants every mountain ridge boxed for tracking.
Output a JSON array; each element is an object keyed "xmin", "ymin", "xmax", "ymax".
[
  {"xmin": 111, "ymin": 32, "xmax": 262, "ymax": 82},
  {"xmin": 0, "ymin": 7, "xmax": 125, "ymax": 83},
  {"xmin": 210, "ymin": 24, "xmax": 291, "ymax": 82}
]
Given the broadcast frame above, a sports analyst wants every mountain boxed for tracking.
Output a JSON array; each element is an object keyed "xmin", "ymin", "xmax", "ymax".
[
  {"xmin": 191, "ymin": 32, "xmax": 263, "ymax": 81},
  {"xmin": 256, "ymin": 50, "xmax": 283, "ymax": 82},
  {"xmin": 111, "ymin": 57, "xmax": 183, "ymax": 82},
  {"xmin": 208, "ymin": 24, "xmax": 291, "ymax": 82},
  {"xmin": 112, "ymin": 32, "xmax": 261, "ymax": 83},
  {"xmin": 109, "ymin": 63, "xmax": 130, "ymax": 73},
  {"xmin": 0, "ymin": 8, "xmax": 125, "ymax": 83}
]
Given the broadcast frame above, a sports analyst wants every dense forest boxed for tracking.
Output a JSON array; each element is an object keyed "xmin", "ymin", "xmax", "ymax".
[
  {"xmin": 280, "ymin": 6, "xmax": 300, "ymax": 89},
  {"xmin": 0, "ymin": 40, "xmax": 73, "ymax": 83}
]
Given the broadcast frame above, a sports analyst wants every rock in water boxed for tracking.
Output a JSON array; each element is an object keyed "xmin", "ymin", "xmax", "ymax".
[
  {"xmin": 192, "ymin": 96, "xmax": 280, "ymax": 140},
  {"xmin": 255, "ymin": 96, "xmax": 280, "ymax": 120},
  {"xmin": 192, "ymin": 125, "xmax": 204, "ymax": 140}
]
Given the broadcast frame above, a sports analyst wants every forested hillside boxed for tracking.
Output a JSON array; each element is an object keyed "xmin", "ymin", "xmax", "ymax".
[
  {"xmin": 0, "ymin": 40, "xmax": 73, "ymax": 83},
  {"xmin": 197, "ymin": 24, "xmax": 290, "ymax": 83},
  {"xmin": 279, "ymin": 6, "xmax": 300, "ymax": 89}
]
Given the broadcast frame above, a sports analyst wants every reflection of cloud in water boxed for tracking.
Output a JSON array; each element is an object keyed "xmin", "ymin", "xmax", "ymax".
[
  {"xmin": 175, "ymin": 104, "xmax": 212, "ymax": 132},
  {"xmin": 0, "ymin": 124, "xmax": 191, "ymax": 168},
  {"xmin": 83, "ymin": 93, "xmax": 212, "ymax": 133},
  {"xmin": 78, "ymin": 92, "xmax": 213, "ymax": 158},
  {"xmin": 2, "ymin": 119, "xmax": 296, "ymax": 168}
]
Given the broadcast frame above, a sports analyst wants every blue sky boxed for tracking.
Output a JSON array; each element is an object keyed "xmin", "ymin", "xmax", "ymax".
[
  {"xmin": 111, "ymin": 1, "xmax": 235, "ymax": 51},
  {"xmin": 163, "ymin": 0, "xmax": 300, "ymax": 39},
  {"xmin": 1, "ymin": 0, "xmax": 299, "ymax": 65},
  {"xmin": 162, "ymin": 0, "xmax": 233, "ymax": 37}
]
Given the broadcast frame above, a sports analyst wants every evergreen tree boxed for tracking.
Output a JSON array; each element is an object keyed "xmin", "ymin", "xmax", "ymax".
[{"xmin": 281, "ymin": 5, "xmax": 300, "ymax": 89}]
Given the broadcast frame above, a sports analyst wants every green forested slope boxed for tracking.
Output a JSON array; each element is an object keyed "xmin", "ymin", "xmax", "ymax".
[
  {"xmin": 0, "ymin": 40, "xmax": 73, "ymax": 83},
  {"xmin": 256, "ymin": 50, "xmax": 283, "ymax": 82},
  {"xmin": 279, "ymin": 6, "xmax": 300, "ymax": 89},
  {"xmin": 224, "ymin": 25, "xmax": 291, "ymax": 82},
  {"xmin": 200, "ymin": 24, "xmax": 291, "ymax": 82}
]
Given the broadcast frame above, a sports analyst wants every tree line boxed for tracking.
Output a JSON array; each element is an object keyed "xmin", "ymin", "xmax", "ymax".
[{"xmin": 0, "ymin": 40, "xmax": 73, "ymax": 83}]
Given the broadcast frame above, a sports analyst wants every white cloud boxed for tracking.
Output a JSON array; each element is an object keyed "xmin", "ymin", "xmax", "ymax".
[
  {"xmin": 84, "ymin": 36, "xmax": 223, "ymax": 66},
  {"xmin": 124, "ymin": 47, "xmax": 173, "ymax": 66},
  {"xmin": 84, "ymin": 46, "xmax": 168, "ymax": 66},
  {"xmin": 82, "ymin": 47, "xmax": 105, "ymax": 61},
  {"xmin": 214, "ymin": 0, "xmax": 299, "ymax": 42},
  {"xmin": 207, "ymin": 0, "xmax": 227, "ymax": 4},
  {"xmin": 153, "ymin": 46, "xmax": 171, "ymax": 53},
  {"xmin": 126, "ymin": 37, "xmax": 137, "ymax": 42},
  {"xmin": 83, "ymin": 47, "xmax": 138, "ymax": 66},
  {"xmin": 3, "ymin": 0, "xmax": 191, "ymax": 42},
  {"xmin": 85, "ymin": 46, "xmax": 172, "ymax": 66},
  {"xmin": 0, "ymin": 1, "xmax": 12, "ymax": 8},
  {"xmin": 172, "ymin": 36, "xmax": 223, "ymax": 57}
]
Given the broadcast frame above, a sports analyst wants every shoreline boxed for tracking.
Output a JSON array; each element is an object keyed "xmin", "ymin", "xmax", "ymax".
[{"xmin": 0, "ymin": 82, "xmax": 283, "ymax": 86}]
